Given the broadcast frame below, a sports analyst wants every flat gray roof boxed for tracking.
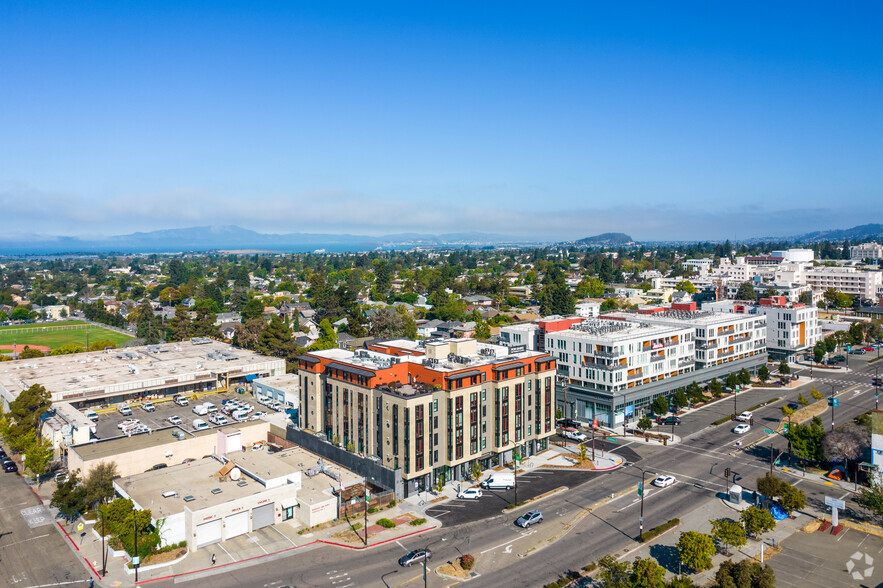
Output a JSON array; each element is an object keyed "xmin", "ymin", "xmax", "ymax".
[{"xmin": 0, "ymin": 341, "xmax": 285, "ymax": 403}]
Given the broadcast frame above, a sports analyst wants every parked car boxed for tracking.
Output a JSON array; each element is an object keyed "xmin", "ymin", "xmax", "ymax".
[
  {"xmin": 118, "ymin": 405, "xmax": 133, "ymax": 416},
  {"xmin": 210, "ymin": 414, "xmax": 229, "ymax": 426},
  {"xmin": 141, "ymin": 401, "xmax": 156, "ymax": 412},
  {"xmin": 850, "ymin": 349, "xmax": 866, "ymax": 355},
  {"xmin": 192, "ymin": 419, "xmax": 209, "ymax": 431},
  {"xmin": 556, "ymin": 418, "xmax": 581, "ymax": 429},
  {"xmin": 832, "ymin": 355, "xmax": 847, "ymax": 362},
  {"xmin": 203, "ymin": 403, "xmax": 218, "ymax": 413},
  {"xmin": 82, "ymin": 409, "xmax": 99, "ymax": 422},
  {"xmin": 55, "ymin": 471, "xmax": 70, "ymax": 483},
  {"xmin": 561, "ymin": 427, "xmax": 587, "ymax": 442},
  {"xmin": 4, "ymin": 461, "xmax": 17, "ymax": 473},
  {"xmin": 481, "ymin": 472, "xmax": 515, "ymax": 490},
  {"xmin": 658, "ymin": 416, "xmax": 681, "ymax": 426},
  {"xmin": 399, "ymin": 550, "xmax": 431, "ymax": 567},
  {"xmin": 173, "ymin": 395, "xmax": 189, "ymax": 406},
  {"xmin": 515, "ymin": 510, "xmax": 544, "ymax": 528},
  {"xmin": 231, "ymin": 409, "xmax": 249, "ymax": 422},
  {"xmin": 167, "ymin": 415, "xmax": 183, "ymax": 426},
  {"xmin": 652, "ymin": 475, "xmax": 676, "ymax": 488},
  {"xmin": 733, "ymin": 424, "xmax": 751, "ymax": 434},
  {"xmin": 251, "ymin": 411, "xmax": 268, "ymax": 420},
  {"xmin": 862, "ymin": 347, "xmax": 875, "ymax": 352},
  {"xmin": 457, "ymin": 488, "xmax": 483, "ymax": 500},
  {"xmin": 192, "ymin": 404, "xmax": 209, "ymax": 416},
  {"xmin": 735, "ymin": 411, "xmax": 752, "ymax": 422}
]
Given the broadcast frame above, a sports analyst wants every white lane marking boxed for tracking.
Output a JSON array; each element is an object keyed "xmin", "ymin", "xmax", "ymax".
[
  {"xmin": 0, "ymin": 533, "xmax": 51, "ymax": 547},
  {"xmin": 479, "ymin": 530, "xmax": 536, "ymax": 554},
  {"xmin": 218, "ymin": 541, "xmax": 239, "ymax": 559}
]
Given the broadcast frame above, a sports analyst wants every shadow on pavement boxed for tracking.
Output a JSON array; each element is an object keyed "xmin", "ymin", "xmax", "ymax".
[{"xmin": 649, "ymin": 543, "xmax": 681, "ymax": 575}]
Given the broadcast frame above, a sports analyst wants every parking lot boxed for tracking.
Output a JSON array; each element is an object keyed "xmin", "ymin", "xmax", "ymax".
[{"xmin": 91, "ymin": 391, "xmax": 276, "ymax": 439}]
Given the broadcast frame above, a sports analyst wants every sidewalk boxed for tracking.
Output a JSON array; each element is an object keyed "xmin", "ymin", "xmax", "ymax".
[
  {"xmin": 29, "ymin": 479, "xmax": 441, "ymax": 587},
  {"xmin": 612, "ymin": 491, "xmax": 814, "ymax": 585},
  {"xmin": 401, "ymin": 445, "xmax": 627, "ymax": 514}
]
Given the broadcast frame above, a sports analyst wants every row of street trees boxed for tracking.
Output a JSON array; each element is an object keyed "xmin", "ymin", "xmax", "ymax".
[{"xmin": 0, "ymin": 383, "xmax": 54, "ymax": 479}]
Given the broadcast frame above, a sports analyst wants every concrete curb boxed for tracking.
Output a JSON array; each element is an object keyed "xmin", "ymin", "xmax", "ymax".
[{"xmin": 318, "ymin": 524, "xmax": 440, "ymax": 550}]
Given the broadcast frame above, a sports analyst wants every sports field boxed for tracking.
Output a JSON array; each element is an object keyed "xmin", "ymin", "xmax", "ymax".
[{"xmin": 0, "ymin": 321, "xmax": 134, "ymax": 352}]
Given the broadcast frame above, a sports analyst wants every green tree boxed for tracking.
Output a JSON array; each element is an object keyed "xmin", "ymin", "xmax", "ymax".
[
  {"xmin": 855, "ymin": 482, "xmax": 883, "ymax": 524},
  {"xmin": 88, "ymin": 340, "xmax": 118, "ymax": 351},
  {"xmin": 726, "ymin": 372, "xmax": 740, "ymax": 391},
  {"xmin": 707, "ymin": 379, "xmax": 722, "ymax": 398},
  {"xmin": 788, "ymin": 416, "xmax": 825, "ymax": 463},
  {"xmin": 738, "ymin": 368, "xmax": 751, "ymax": 386},
  {"xmin": 652, "ymin": 395, "xmax": 670, "ymax": 416},
  {"xmin": 84, "ymin": 462, "xmax": 119, "ymax": 508},
  {"xmin": 735, "ymin": 281, "xmax": 758, "ymax": 302},
  {"xmin": 637, "ymin": 416, "xmax": 653, "ymax": 433},
  {"xmin": 537, "ymin": 266, "xmax": 575, "ymax": 316},
  {"xmin": 740, "ymin": 506, "xmax": 776, "ymax": 539},
  {"xmin": 11, "ymin": 306, "xmax": 30, "ymax": 320},
  {"xmin": 473, "ymin": 318, "xmax": 491, "ymax": 340},
  {"xmin": 710, "ymin": 518, "xmax": 747, "ymax": 556},
  {"xmin": 51, "ymin": 470, "xmax": 87, "ymax": 522},
  {"xmin": 49, "ymin": 343, "xmax": 85, "ymax": 355},
  {"xmin": 2, "ymin": 383, "xmax": 52, "ymax": 449},
  {"xmin": 257, "ymin": 315, "xmax": 298, "ymax": 364},
  {"xmin": 600, "ymin": 297, "xmax": 617, "ymax": 312},
  {"xmin": 672, "ymin": 389, "xmax": 689, "ymax": 410},
  {"xmin": 241, "ymin": 297, "xmax": 265, "ymax": 321},
  {"xmin": 166, "ymin": 304, "xmax": 192, "ymax": 342},
  {"xmin": 779, "ymin": 483, "xmax": 806, "ymax": 514},
  {"xmin": 757, "ymin": 364, "xmax": 769, "ymax": 383},
  {"xmin": 715, "ymin": 560, "xmax": 775, "ymax": 588},
  {"xmin": 813, "ymin": 341, "xmax": 826, "ymax": 363},
  {"xmin": 21, "ymin": 431, "xmax": 53, "ymax": 479},
  {"xmin": 777, "ymin": 360, "xmax": 790, "ymax": 375},
  {"xmin": 677, "ymin": 531, "xmax": 716, "ymax": 572},
  {"xmin": 675, "ymin": 280, "xmax": 697, "ymax": 294},
  {"xmin": 797, "ymin": 392, "xmax": 808, "ymax": 406},
  {"xmin": 810, "ymin": 387, "xmax": 823, "ymax": 400},
  {"xmin": 18, "ymin": 347, "xmax": 44, "ymax": 359},
  {"xmin": 311, "ymin": 319, "xmax": 338, "ymax": 351},
  {"xmin": 781, "ymin": 405, "xmax": 794, "ymax": 418}
]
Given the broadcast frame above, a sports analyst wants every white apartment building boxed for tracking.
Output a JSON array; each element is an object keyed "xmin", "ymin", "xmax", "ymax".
[
  {"xmin": 546, "ymin": 319, "xmax": 695, "ymax": 395},
  {"xmin": 703, "ymin": 297, "xmax": 819, "ymax": 361},
  {"xmin": 713, "ymin": 257, "xmax": 757, "ymax": 282},
  {"xmin": 575, "ymin": 301, "xmax": 601, "ymax": 319},
  {"xmin": 804, "ymin": 267, "xmax": 882, "ymax": 299},
  {"xmin": 608, "ymin": 306, "xmax": 767, "ymax": 370},
  {"xmin": 498, "ymin": 322, "xmax": 540, "ymax": 351},
  {"xmin": 851, "ymin": 242, "xmax": 883, "ymax": 262},
  {"xmin": 684, "ymin": 259, "xmax": 713, "ymax": 275}
]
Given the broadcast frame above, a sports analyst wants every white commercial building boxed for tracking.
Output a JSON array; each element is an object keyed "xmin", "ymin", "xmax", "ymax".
[
  {"xmin": 608, "ymin": 306, "xmax": 767, "ymax": 370},
  {"xmin": 804, "ymin": 267, "xmax": 882, "ymax": 300},
  {"xmin": 850, "ymin": 242, "xmax": 883, "ymax": 262},
  {"xmin": 498, "ymin": 322, "xmax": 540, "ymax": 351},
  {"xmin": 771, "ymin": 249, "xmax": 814, "ymax": 263},
  {"xmin": 703, "ymin": 297, "xmax": 819, "ymax": 361},
  {"xmin": 575, "ymin": 302, "xmax": 601, "ymax": 319}
]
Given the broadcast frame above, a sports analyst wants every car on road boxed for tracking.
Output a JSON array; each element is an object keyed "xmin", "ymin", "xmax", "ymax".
[
  {"xmin": 399, "ymin": 550, "xmax": 431, "ymax": 567},
  {"xmin": 733, "ymin": 424, "xmax": 751, "ymax": 434},
  {"xmin": 862, "ymin": 347, "xmax": 875, "ymax": 352},
  {"xmin": 174, "ymin": 395, "xmax": 189, "ymax": 406},
  {"xmin": 457, "ymin": 488, "xmax": 483, "ymax": 500},
  {"xmin": 515, "ymin": 510, "xmax": 544, "ymax": 528},
  {"xmin": 556, "ymin": 418, "xmax": 581, "ymax": 429},
  {"xmin": 561, "ymin": 427, "xmax": 587, "ymax": 442},
  {"xmin": 832, "ymin": 355, "xmax": 847, "ymax": 362},
  {"xmin": 4, "ymin": 461, "xmax": 17, "ymax": 473},
  {"xmin": 141, "ymin": 401, "xmax": 156, "ymax": 412},
  {"xmin": 118, "ymin": 405, "xmax": 133, "ymax": 416},
  {"xmin": 735, "ymin": 411, "xmax": 752, "ymax": 422},
  {"xmin": 657, "ymin": 416, "xmax": 681, "ymax": 426},
  {"xmin": 652, "ymin": 475, "xmax": 676, "ymax": 488},
  {"xmin": 168, "ymin": 415, "xmax": 183, "ymax": 426}
]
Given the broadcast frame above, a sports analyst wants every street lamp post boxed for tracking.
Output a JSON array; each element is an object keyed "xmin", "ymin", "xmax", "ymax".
[
  {"xmin": 875, "ymin": 367, "xmax": 879, "ymax": 411},
  {"xmin": 829, "ymin": 384, "xmax": 836, "ymax": 432},
  {"xmin": 423, "ymin": 537, "xmax": 447, "ymax": 588},
  {"xmin": 624, "ymin": 463, "xmax": 650, "ymax": 542},
  {"xmin": 133, "ymin": 516, "xmax": 139, "ymax": 583}
]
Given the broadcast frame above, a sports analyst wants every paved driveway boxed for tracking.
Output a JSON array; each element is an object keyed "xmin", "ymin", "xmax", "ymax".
[{"xmin": 768, "ymin": 526, "xmax": 883, "ymax": 587}]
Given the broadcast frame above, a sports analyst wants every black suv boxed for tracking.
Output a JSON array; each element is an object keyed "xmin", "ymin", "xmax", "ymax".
[{"xmin": 657, "ymin": 416, "xmax": 681, "ymax": 426}]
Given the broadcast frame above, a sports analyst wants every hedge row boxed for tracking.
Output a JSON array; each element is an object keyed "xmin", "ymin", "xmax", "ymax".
[{"xmin": 640, "ymin": 518, "xmax": 680, "ymax": 543}]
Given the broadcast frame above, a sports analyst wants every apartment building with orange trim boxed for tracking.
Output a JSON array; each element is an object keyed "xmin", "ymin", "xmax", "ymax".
[{"xmin": 295, "ymin": 338, "xmax": 556, "ymax": 489}]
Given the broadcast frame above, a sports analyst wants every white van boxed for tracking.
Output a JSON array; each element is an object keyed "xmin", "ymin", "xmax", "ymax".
[
  {"xmin": 231, "ymin": 409, "xmax": 248, "ymax": 422},
  {"xmin": 192, "ymin": 419, "xmax": 209, "ymax": 431},
  {"xmin": 481, "ymin": 472, "xmax": 515, "ymax": 490},
  {"xmin": 192, "ymin": 404, "xmax": 209, "ymax": 416},
  {"xmin": 82, "ymin": 409, "xmax": 98, "ymax": 423},
  {"xmin": 203, "ymin": 402, "xmax": 218, "ymax": 413}
]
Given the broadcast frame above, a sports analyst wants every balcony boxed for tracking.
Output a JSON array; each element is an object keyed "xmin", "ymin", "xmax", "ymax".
[
  {"xmin": 650, "ymin": 354, "xmax": 665, "ymax": 363},
  {"xmin": 593, "ymin": 349, "xmax": 620, "ymax": 359},
  {"xmin": 583, "ymin": 360, "xmax": 620, "ymax": 372},
  {"xmin": 696, "ymin": 341, "xmax": 719, "ymax": 351},
  {"xmin": 677, "ymin": 358, "xmax": 694, "ymax": 368},
  {"xmin": 718, "ymin": 349, "xmax": 735, "ymax": 359},
  {"xmin": 627, "ymin": 372, "xmax": 644, "ymax": 381},
  {"xmin": 730, "ymin": 334, "xmax": 750, "ymax": 344}
]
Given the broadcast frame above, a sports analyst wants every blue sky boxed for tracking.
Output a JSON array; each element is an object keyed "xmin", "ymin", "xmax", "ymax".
[{"xmin": 1, "ymin": 1, "xmax": 881, "ymax": 242}]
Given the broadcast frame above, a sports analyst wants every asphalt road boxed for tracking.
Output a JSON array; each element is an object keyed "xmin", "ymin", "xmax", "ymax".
[
  {"xmin": 147, "ymin": 357, "xmax": 883, "ymax": 588},
  {"xmin": 0, "ymin": 473, "xmax": 90, "ymax": 586}
]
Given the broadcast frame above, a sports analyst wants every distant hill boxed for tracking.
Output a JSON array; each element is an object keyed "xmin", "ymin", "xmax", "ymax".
[
  {"xmin": 792, "ymin": 223, "xmax": 883, "ymax": 243},
  {"xmin": 574, "ymin": 233, "xmax": 634, "ymax": 247},
  {"xmin": 0, "ymin": 225, "xmax": 539, "ymax": 255}
]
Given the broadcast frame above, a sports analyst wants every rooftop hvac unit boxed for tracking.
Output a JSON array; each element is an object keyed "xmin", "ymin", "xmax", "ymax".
[
  {"xmin": 162, "ymin": 490, "xmax": 178, "ymax": 498},
  {"xmin": 229, "ymin": 468, "xmax": 241, "ymax": 481}
]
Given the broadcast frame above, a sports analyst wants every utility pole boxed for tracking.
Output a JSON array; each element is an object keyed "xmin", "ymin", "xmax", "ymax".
[{"xmin": 829, "ymin": 384, "xmax": 837, "ymax": 432}]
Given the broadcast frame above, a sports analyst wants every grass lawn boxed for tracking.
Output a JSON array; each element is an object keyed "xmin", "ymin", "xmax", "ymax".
[{"xmin": 0, "ymin": 323, "xmax": 133, "ymax": 351}]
